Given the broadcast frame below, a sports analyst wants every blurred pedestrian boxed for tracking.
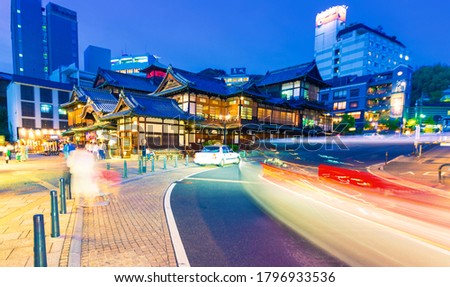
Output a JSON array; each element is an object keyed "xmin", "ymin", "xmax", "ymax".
[
  {"xmin": 4, "ymin": 145, "xmax": 11, "ymax": 164},
  {"xmin": 19, "ymin": 144, "xmax": 26, "ymax": 162},
  {"xmin": 99, "ymin": 141, "xmax": 106, "ymax": 160},
  {"xmin": 63, "ymin": 142, "xmax": 70, "ymax": 160},
  {"xmin": 92, "ymin": 142, "xmax": 99, "ymax": 160}
]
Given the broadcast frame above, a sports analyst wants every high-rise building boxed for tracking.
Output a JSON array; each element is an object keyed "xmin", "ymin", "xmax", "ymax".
[
  {"xmin": 45, "ymin": 2, "xmax": 79, "ymax": 73},
  {"xmin": 11, "ymin": 0, "xmax": 47, "ymax": 79},
  {"xmin": 84, "ymin": 45, "xmax": 111, "ymax": 73},
  {"xmin": 314, "ymin": 5, "xmax": 411, "ymax": 80},
  {"xmin": 10, "ymin": 0, "xmax": 78, "ymax": 79}
]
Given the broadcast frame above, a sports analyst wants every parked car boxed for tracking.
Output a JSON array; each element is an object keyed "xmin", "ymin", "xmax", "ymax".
[{"xmin": 193, "ymin": 145, "xmax": 240, "ymax": 167}]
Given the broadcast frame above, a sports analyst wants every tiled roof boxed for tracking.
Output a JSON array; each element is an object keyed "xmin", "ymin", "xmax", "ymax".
[
  {"xmin": 11, "ymin": 74, "xmax": 73, "ymax": 90},
  {"xmin": 171, "ymin": 67, "xmax": 230, "ymax": 96},
  {"xmin": 256, "ymin": 61, "xmax": 325, "ymax": 87},
  {"xmin": 78, "ymin": 86, "xmax": 117, "ymax": 113},
  {"xmin": 103, "ymin": 93, "xmax": 193, "ymax": 121},
  {"xmin": 96, "ymin": 68, "xmax": 158, "ymax": 93},
  {"xmin": 157, "ymin": 66, "xmax": 269, "ymax": 99}
]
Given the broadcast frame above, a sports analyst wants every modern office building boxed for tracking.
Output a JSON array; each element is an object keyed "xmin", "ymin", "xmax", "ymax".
[
  {"xmin": 84, "ymin": 45, "xmax": 111, "ymax": 73},
  {"xmin": 11, "ymin": 0, "xmax": 47, "ymax": 79},
  {"xmin": 7, "ymin": 75, "xmax": 72, "ymax": 151},
  {"xmin": 111, "ymin": 53, "xmax": 157, "ymax": 76},
  {"xmin": 10, "ymin": 0, "xmax": 78, "ymax": 79},
  {"xmin": 45, "ymin": 2, "xmax": 79, "ymax": 73},
  {"xmin": 314, "ymin": 5, "xmax": 411, "ymax": 80},
  {"xmin": 319, "ymin": 64, "xmax": 413, "ymax": 131}
]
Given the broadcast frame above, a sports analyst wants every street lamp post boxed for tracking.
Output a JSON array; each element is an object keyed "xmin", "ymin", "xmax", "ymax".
[
  {"xmin": 220, "ymin": 114, "xmax": 231, "ymax": 145},
  {"xmin": 239, "ymin": 96, "xmax": 244, "ymax": 146},
  {"xmin": 325, "ymin": 113, "xmax": 333, "ymax": 133}
]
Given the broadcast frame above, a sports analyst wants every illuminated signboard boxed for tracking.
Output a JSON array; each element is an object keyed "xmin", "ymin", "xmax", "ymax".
[
  {"xmin": 316, "ymin": 5, "xmax": 347, "ymax": 27},
  {"xmin": 390, "ymin": 93, "xmax": 405, "ymax": 118}
]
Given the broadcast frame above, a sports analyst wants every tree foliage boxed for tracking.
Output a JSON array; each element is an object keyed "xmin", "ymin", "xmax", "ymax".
[
  {"xmin": 411, "ymin": 64, "xmax": 450, "ymax": 103},
  {"xmin": 197, "ymin": 68, "xmax": 227, "ymax": 78},
  {"xmin": 335, "ymin": 114, "xmax": 355, "ymax": 133}
]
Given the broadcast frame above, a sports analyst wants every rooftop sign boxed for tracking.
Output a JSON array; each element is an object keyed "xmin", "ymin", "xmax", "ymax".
[{"xmin": 316, "ymin": 5, "xmax": 347, "ymax": 27}]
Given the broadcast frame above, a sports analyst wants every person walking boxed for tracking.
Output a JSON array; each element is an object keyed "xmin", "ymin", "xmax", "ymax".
[
  {"xmin": 99, "ymin": 141, "xmax": 106, "ymax": 160},
  {"xmin": 4, "ymin": 145, "xmax": 11, "ymax": 164}
]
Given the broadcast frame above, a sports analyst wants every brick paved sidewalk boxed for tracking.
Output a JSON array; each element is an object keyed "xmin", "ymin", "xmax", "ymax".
[{"xmin": 66, "ymin": 157, "xmax": 204, "ymax": 267}]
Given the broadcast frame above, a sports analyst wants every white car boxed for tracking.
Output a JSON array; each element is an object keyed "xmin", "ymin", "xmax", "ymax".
[{"xmin": 193, "ymin": 145, "xmax": 240, "ymax": 167}]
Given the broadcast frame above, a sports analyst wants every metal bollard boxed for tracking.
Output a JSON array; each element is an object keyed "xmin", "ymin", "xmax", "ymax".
[
  {"xmin": 66, "ymin": 173, "xmax": 72, "ymax": 200},
  {"xmin": 385, "ymin": 152, "xmax": 388, "ymax": 166},
  {"xmin": 106, "ymin": 162, "xmax": 111, "ymax": 170},
  {"xmin": 163, "ymin": 157, "xmax": 167, "ymax": 170},
  {"xmin": 50, "ymin": 190, "xmax": 60, "ymax": 238},
  {"xmin": 59, "ymin": 178, "xmax": 66, "ymax": 214},
  {"xmin": 123, "ymin": 160, "xmax": 128, "ymax": 178},
  {"xmin": 143, "ymin": 157, "xmax": 147, "ymax": 173},
  {"xmin": 151, "ymin": 157, "xmax": 155, "ymax": 172},
  {"xmin": 33, "ymin": 214, "xmax": 47, "ymax": 267},
  {"xmin": 174, "ymin": 155, "xmax": 178, "ymax": 168},
  {"xmin": 185, "ymin": 154, "xmax": 189, "ymax": 166},
  {"xmin": 138, "ymin": 158, "xmax": 143, "ymax": 175}
]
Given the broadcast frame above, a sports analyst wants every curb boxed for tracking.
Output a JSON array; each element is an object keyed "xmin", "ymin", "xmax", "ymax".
[{"xmin": 163, "ymin": 168, "xmax": 215, "ymax": 267}]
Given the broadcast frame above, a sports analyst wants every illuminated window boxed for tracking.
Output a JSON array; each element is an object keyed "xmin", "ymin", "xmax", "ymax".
[
  {"xmin": 19, "ymin": 53, "xmax": 23, "ymax": 57},
  {"xmin": 20, "ymin": 68, "xmax": 24, "ymax": 72},
  {"xmin": 333, "ymin": 101, "xmax": 346, "ymax": 110},
  {"xmin": 281, "ymin": 81, "xmax": 301, "ymax": 100},
  {"xmin": 17, "ymin": 9, "xmax": 21, "ymax": 13},
  {"xmin": 58, "ymin": 108, "xmax": 67, "ymax": 115},
  {"xmin": 18, "ymin": 24, "xmax": 22, "ymax": 28},
  {"xmin": 40, "ymin": 104, "xmax": 52, "ymax": 113}
]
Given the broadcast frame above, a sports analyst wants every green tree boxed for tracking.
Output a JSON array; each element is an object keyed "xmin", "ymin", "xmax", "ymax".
[
  {"xmin": 411, "ymin": 64, "xmax": 450, "ymax": 103},
  {"xmin": 335, "ymin": 114, "xmax": 355, "ymax": 134}
]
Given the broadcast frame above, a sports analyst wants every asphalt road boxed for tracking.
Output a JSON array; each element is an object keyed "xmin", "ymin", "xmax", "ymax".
[
  {"xmin": 170, "ymin": 165, "xmax": 346, "ymax": 267},
  {"xmin": 263, "ymin": 136, "xmax": 416, "ymax": 169}
]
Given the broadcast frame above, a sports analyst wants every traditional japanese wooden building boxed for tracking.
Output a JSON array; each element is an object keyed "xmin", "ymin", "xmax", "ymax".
[
  {"xmin": 256, "ymin": 61, "xmax": 329, "ymax": 129},
  {"xmin": 60, "ymin": 61, "xmax": 329, "ymax": 156},
  {"xmin": 60, "ymin": 86, "xmax": 118, "ymax": 148},
  {"xmin": 153, "ymin": 62, "xmax": 328, "ymax": 147},
  {"xmin": 101, "ymin": 92, "xmax": 193, "ymax": 157}
]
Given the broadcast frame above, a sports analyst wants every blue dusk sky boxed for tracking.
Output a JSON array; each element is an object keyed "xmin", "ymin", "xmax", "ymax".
[{"xmin": 0, "ymin": 0, "xmax": 449, "ymax": 75}]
